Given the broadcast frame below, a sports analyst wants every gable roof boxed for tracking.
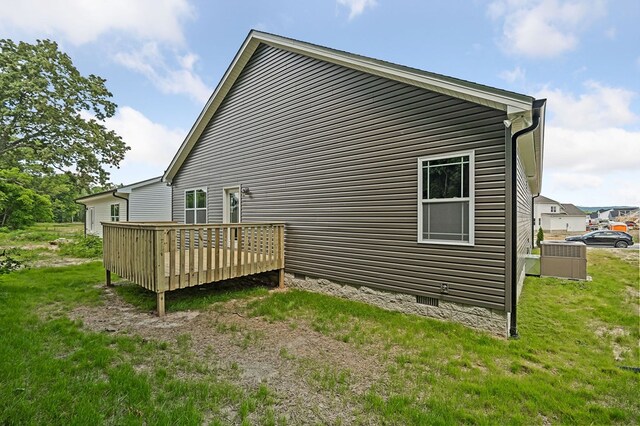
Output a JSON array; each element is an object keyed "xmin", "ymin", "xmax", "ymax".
[
  {"xmin": 163, "ymin": 30, "xmax": 543, "ymax": 184},
  {"xmin": 535, "ymin": 195, "xmax": 559, "ymax": 204},
  {"xmin": 561, "ymin": 204, "xmax": 586, "ymax": 216},
  {"xmin": 76, "ymin": 176, "xmax": 162, "ymax": 203}
]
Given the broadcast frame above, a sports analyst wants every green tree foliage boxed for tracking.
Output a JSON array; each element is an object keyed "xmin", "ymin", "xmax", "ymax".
[
  {"xmin": 536, "ymin": 227, "xmax": 544, "ymax": 248},
  {"xmin": 0, "ymin": 168, "xmax": 52, "ymax": 229},
  {"xmin": 31, "ymin": 173, "xmax": 85, "ymax": 223},
  {"xmin": 0, "ymin": 39, "xmax": 129, "ymax": 186}
]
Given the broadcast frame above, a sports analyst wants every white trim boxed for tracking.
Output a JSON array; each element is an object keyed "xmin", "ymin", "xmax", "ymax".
[
  {"xmin": 222, "ymin": 186, "xmax": 241, "ymax": 224},
  {"xmin": 417, "ymin": 150, "xmax": 475, "ymax": 246},
  {"xmin": 162, "ymin": 31, "xmax": 537, "ymax": 183},
  {"xmin": 184, "ymin": 187, "xmax": 207, "ymax": 224},
  {"xmin": 258, "ymin": 32, "xmax": 533, "ymax": 112}
]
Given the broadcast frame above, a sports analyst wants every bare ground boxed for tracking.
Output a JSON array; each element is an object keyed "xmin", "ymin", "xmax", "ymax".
[{"xmin": 68, "ymin": 285, "xmax": 389, "ymax": 425}]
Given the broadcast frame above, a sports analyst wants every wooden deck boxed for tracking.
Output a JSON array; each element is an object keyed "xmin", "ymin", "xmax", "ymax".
[
  {"xmin": 163, "ymin": 248, "xmax": 277, "ymax": 290},
  {"xmin": 102, "ymin": 222, "xmax": 285, "ymax": 315}
]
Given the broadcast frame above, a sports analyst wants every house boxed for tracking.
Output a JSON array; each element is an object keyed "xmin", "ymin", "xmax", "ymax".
[
  {"xmin": 589, "ymin": 207, "xmax": 639, "ymax": 222},
  {"xmin": 533, "ymin": 196, "xmax": 586, "ymax": 232},
  {"xmin": 155, "ymin": 30, "xmax": 547, "ymax": 337},
  {"xmin": 76, "ymin": 176, "xmax": 171, "ymax": 237}
]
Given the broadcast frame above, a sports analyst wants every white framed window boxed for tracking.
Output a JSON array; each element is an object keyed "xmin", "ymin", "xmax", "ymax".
[
  {"xmin": 418, "ymin": 151, "xmax": 474, "ymax": 245},
  {"xmin": 550, "ymin": 206, "xmax": 557, "ymax": 213},
  {"xmin": 110, "ymin": 203, "xmax": 120, "ymax": 222},
  {"xmin": 185, "ymin": 188, "xmax": 207, "ymax": 224}
]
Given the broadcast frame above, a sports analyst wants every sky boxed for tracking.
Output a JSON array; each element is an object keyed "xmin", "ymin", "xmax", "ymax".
[{"xmin": 0, "ymin": 0, "xmax": 638, "ymax": 207}]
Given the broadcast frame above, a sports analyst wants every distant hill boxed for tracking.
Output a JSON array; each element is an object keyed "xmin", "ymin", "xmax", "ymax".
[{"xmin": 578, "ymin": 206, "xmax": 639, "ymax": 213}]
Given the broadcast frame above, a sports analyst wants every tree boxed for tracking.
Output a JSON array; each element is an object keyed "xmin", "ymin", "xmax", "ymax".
[
  {"xmin": 536, "ymin": 227, "xmax": 544, "ymax": 248},
  {"xmin": 0, "ymin": 39, "xmax": 129, "ymax": 186},
  {"xmin": 0, "ymin": 168, "xmax": 52, "ymax": 228},
  {"xmin": 31, "ymin": 173, "xmax": 85, "ymax": 222}
]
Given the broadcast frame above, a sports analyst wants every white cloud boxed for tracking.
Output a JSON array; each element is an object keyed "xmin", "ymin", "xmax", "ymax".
[
  {"xmin": 487, "ymin": 0, "xmax": 606, "ymax": 58},
  {"xmin": 337, "ymin": 0, "xmax": 377, "ymax": 20},
  {"xmin": 537, "ymin": 81, "xmax": 637, "ymax": 130},
  {"xmin": 114, "ymin": 43, "xmax": 211, "ymax": 104},
  {"xmin": 539, "ymin": 81, "xmax": 640, "ymax": 206},
  {"xmin": 499, "ymin": 65, "xmax": 526, "ymax": 83},
  {"xmin": 0, "ymin": 0, "xmax": 193, "ymax": 46},
  {"xmin": 104, "ymin": 106, "xmax": 185, "ymax": 182},
  {"xmin": 543, "ymin": 126, "xmax": 640, "ymax": 174}
]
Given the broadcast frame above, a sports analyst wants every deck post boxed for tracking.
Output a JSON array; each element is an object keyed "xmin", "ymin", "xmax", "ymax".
[
  {"xmin": 278, "ymin": 268, "xmax": 285, "ymax": 289},
  {"xmin": 106, "ymin": 270, "xmax": 112, "ymax": 287},
  {"xmin": 157, "ymin": 292, "xmax": 165, "ymax": 316},
  {"xmin": 154, "ymin": 229, "xmax": 167, "ymax": 316}
]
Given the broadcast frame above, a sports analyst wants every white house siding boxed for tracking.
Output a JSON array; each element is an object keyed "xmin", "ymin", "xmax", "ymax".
[
  {"xmin": 83, "ymin": 194, "xmax": 128, "ymax": 237},
  {"xmin": 540, "ymin": 215, "xmax": 586, "ymax": 232},
  {"xmin": 128, "ymin": 181, "xmax": 172, "ymax": 222},
  {"xmin": 533, "ymin": 201, "xmax": 560, "ymax": 229}
]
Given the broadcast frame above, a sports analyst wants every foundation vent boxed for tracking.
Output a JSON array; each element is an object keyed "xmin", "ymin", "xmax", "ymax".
[{"xmin": 416, "ymin": 295, "xmax": 439, "ymax": 307}]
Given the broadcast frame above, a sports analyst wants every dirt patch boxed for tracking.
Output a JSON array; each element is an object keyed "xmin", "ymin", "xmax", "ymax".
[
  {"xmin": 69, "ymin": 286, "xmax": 388, "ymax": 424},
  {"xmin": 30, "ymin": 256, "xmax": 95, "ymax": 268},
  {"xmin": 605, "ymin": 248, "xmax": 640, "ymax": 266},
  {"xmin": 593, "ymin": 325, "xmax": 631, "ymax": 362}
]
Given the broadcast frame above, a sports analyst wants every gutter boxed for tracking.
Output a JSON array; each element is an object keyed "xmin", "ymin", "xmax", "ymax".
[
  {"xmin": 112, "ymin": 190, "xmax": 129, "ymax": 221},
  {"xmin": 509, "ymin": 105, "xmax": 543, "ymax": 339}
]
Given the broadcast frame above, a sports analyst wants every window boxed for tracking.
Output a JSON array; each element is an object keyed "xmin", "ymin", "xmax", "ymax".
[
  {"xmin": 185, "ymin": 188, "xmax": 207, "ymax": 224},
  {"xmin": 550, "ymin": 206, "xmax": 557, "ymax": 213},
  {"xmin": 418, "ymin": 152, "xmax": 474, "ymax": 244},
  {"xmin": 110, "ymin": 204, "xmax": 120, "ymax": 222}
]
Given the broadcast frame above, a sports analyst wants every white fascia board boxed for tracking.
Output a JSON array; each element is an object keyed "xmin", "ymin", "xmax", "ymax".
[
  {"xmin": 256, "ymin": 33, "xmax": 533, "ymax": 114},
  {"xmin": 76, "ymin": 191, "xmax": 122, "ymax": 205},
  {"xmin": 124, "ymin": 176, "xmax": 163, "ymax": 191},
  {"xmin": 163, "ymin": 37, "xmax": 261, "ymax": 183},
  {"xmin": 163, "ymin": 31, "xmax": 536, "ymax": 183}
]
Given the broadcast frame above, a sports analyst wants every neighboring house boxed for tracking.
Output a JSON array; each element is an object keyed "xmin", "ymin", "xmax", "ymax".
[
  {"xmin": 610, "ymin": 208, "xmax": 639, "ymax": 220},
  {"xmin": 534, "ymin": 196, "xmax": 586, "ymax": 232},
  {"xmin": 76, "ymin": 176, "xmax": 171, "ymax": 237},
  {"xmin": 588, "ymin": 207, "xmax": 639, "ymax": 222},
  {"xmin": 598, "ymin": 209, "xmax": 613, "ymax": 221},
  {"xmin": 161, "ymin": 31, "xmax": 546, "ymax": 337}
]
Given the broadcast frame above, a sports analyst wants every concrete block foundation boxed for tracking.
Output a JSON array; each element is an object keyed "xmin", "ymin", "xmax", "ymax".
[{"xmin": 285, "ymin": 273, "xmax": 509, "ymax": 337}]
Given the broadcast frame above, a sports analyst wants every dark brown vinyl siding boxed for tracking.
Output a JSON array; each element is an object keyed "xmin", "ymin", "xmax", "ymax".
[{"xmin": 172, "ymin": 44, "xmax": 508, "ymax": 310}]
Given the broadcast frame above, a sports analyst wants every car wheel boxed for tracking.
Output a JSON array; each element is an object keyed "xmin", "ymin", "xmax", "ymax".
[{"xmin": 614, "ymin": 241, "xmax": 628, "ymax": 248}]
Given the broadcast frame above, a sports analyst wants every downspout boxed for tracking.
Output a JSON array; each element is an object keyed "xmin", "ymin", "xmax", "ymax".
[
  {"xmin": 112, "ymin": 190, "xmax": 129, "ymax": 221},
  {"xmin": 509, "ymin": 111, "xmax": 541, "ymax": 339},
  {"xmin": 532, "ymin": 194, "xmax": 541, "ymax": 246}
]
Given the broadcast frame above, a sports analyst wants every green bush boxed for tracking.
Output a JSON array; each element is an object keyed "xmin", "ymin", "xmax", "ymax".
[
  {"xmin": 536, "ymin": 227, "xmax": 544, "ymax": 247},
  {"xmin": 0, "ymin": 249, "xmax": 22, "ymax": 274},
  {"xmin": 58, "ymin": 235, "xmax": 102, "ymax": 258}
]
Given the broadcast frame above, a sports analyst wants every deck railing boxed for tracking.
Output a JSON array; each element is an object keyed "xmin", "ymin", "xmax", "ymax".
[{"xmin": 102, "ymin": 222, "xmax": 285, "ymax": 314}]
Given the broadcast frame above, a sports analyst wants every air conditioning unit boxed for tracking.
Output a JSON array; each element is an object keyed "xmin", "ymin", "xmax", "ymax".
[{"xmin": 540, "ymin": 241, "xmax": 587, "ymax": 280}]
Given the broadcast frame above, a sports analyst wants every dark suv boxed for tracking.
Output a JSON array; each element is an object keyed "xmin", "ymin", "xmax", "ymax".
[{"xmin": 566, "ymin": 231, "xmax": 633, "ymax": 248}]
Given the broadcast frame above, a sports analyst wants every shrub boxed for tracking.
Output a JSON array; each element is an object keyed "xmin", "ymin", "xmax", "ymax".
[
  {"xmin": 0, "ymin": 249, "xmax": 22, "ymax": 274},
  {"xmin": 536, "ymin": 227, "xmax": 544, "ymax": 247},
  {"xmin": 59, "ymin": 235, "xmax": 103, "ymax": 258}
]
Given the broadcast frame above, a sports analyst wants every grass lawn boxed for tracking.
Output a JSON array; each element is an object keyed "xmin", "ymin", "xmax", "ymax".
[{"xmin": 0, "ymin": 224, "xmax": 638, "ymax": 424}]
